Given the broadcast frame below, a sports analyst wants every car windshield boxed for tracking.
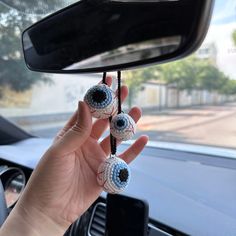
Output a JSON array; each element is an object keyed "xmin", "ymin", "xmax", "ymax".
[{"xmin": 0, "ymin": 0, "xmax": 236, "ymax": 151}]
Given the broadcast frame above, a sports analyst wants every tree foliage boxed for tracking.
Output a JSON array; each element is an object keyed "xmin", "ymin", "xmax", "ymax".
[
  {"xmin": 123, "ymin": 55, "xmax": 235, "ymax": 107},
  {"xmin": 219, "ymin": 79, "xmax": 236, "ymax": 95},
  {"xmin": 157, "ymin": 57, "xmax": 199, "ymax": 91},
  {"xmin": 0, "ymin": 3, "xmax": 49, "ymax": 96},
  {"xmin": 123, "ymin": 68, "xmax": 159, "ymax": 108},
  {"xmin": 157, "ymin": 56, "xmax": 231, "ymax": 92},
  {"xmin": 196, "ymin": 62, "xmax": 229, "ymax": 92},
  {"xmin": 232, "ymin": 30, "xmax": 236, "ymax": 46}
]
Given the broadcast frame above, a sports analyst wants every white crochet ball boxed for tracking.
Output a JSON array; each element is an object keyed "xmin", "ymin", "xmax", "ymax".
[
  {"xmin": 110, "ymin": 113, "xmax": 136, "ymax": 141},
  {"xmin": 84, "ymin": 84, "xmax": 117, "ymax": 119},
  {"xmin": 97, "ymin": 156, "xmax": 131, "ymax": 194}
]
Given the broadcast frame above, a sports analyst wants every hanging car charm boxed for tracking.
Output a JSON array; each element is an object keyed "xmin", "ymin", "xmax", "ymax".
[
  {"xmin": 97, "ymin": 155, "xmax": 131, "ymax": 194},
  {"xmin": 110, "ymin": 113, "xmax": 136, "ymax": 141},
  {"xmin": 85, "ymin": 71, "xmax": 136, "ymax": 194},
  {"xmin": 84, "ymin": 84, "xmax": 117, "ymax": 119}
]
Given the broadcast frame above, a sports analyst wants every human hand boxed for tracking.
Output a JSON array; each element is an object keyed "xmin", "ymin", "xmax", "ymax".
[{"xmin": 0, "ymin": 77, "xmax": 148, "ymax": 236}]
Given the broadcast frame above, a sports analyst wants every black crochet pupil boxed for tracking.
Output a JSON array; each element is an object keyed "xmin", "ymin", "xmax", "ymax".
[
  {"xmin": 117, "ymin": 119, "xmax": 125, "ymax": 127},
  {"xmin": 92, "ymin": 90, "xmax": 107, "ymax": 103},
  {"xmin": 118, "ymin": 168, "xmax": 129, "ymax": 182}
]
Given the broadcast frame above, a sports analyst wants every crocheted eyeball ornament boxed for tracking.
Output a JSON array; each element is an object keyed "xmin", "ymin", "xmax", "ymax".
[
  {"xmin": 84, "ymin": 84, "xmax": 117, "ymax": 119},
  {"xmin": 110, "ymin": 113, "xmax": 136, "ymax": 141},
  {"xmin": 97, "ymin": 156, "xmax": 130, "ymax": 194}
]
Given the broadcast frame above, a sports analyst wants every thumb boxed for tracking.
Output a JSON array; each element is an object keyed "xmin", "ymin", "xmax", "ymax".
[{"xmin": 51, "ymin": 101, "xmax": 92, "ymax": 156}]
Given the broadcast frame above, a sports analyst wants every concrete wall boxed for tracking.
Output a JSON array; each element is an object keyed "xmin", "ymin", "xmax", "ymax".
[
  {"xmin": 1, "ymin": 76, "xmax": 236, "ymax": 118},
  {"xmin": 1, "ymin": 74, "xmax": 100, "ymax": 117},
  {"xmin": 134, "ymin": 83, "xmax": 236, "ymax": 110}
]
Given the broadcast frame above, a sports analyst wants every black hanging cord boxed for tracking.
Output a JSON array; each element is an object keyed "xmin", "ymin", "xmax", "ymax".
[
  {"xmin": 110, "ymin": 71, "xmax": 122, "ymax": 155},
  {"xmin": 102, "ymin": 71, "xmax": 122, "ymax": 156},
  {"xmin": 110, "ymin": 127, "xmax": 117, "ymax": 155},
  {"xmin": 117, "ymin": 71, "xmax": 122, "ymax": 114},
  {"xmin": 102, "ymin": 72, "xmax": 107, "ymax": 84}
]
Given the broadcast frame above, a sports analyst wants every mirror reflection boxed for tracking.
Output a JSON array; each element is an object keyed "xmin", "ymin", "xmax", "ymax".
[
  {"xmin": 22, "ymin": 0, "xmax": 185, "ymax": 72},
  {"xmin": 65, "ymin": 36, "xmax": 181, "ymax": 70}
]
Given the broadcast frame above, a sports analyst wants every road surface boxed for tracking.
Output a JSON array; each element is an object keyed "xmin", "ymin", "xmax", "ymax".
[{"xmin": 22, "ymin": 103, "xmax": 236, "ymax": 150}]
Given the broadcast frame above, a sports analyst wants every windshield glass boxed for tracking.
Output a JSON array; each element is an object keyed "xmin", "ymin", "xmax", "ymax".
[{"xmin": 1, "ymin": 0, "xmax": 236, "ymax": 151}]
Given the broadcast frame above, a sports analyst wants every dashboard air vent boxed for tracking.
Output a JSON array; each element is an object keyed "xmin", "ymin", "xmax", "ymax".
[{"xmin": 88, "ymin": 203, "xmax": 106, "ymax": 236}]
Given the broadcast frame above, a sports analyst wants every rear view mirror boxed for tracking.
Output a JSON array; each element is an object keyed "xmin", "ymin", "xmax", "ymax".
[{"xmin": 22, "ymin": 0, "xmax": 214, "ymax": 73}]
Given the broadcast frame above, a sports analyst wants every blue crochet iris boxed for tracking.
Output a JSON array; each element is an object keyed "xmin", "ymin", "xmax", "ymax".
[
  {"xmin": 113, "ymin": 115, "xmax": 129, "ymax": 131},
  {"xmin": 85, "ymin": 85, "xmax": 113, "ymax": 109},
  {"xmin": 111, "ymin": 162, "xmax": 130, "ymax": 189}
]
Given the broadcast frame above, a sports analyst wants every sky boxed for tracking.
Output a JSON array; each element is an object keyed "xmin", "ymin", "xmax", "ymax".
[
  {"xmin": 212, "ymin": 0, "xmax": 236, "ymax": 25},
  {"xmin": 204, "ymin": 0, "xmax": 236, "ymax": 79}
]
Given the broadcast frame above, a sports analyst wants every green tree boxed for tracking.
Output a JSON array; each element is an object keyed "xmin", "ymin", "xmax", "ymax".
[
  {"xmin": 196, "ymin": 62, "xmax": 228, "ymax": 92},
  {"xmin": 157, "ymin": 57, "xmax": 201, "ymax": 107},
  {"xmin": 158, "ymin": 56, "xmax": 230, "ymax": 92},
  {"xmin": 123, "ymin": 67, "xmax": 159, "ymax": 108},
  {"xmin": 158, "ymin": 56, "xmax": 199, "ymax": 91},
  {"xmin": 232, "ymin": 30, "xmax": 236, "ymax": 46},
  {"xmin": 219, "ymin": 79, "xmax": 236, "ymax": 95},
  {"xmin": 0, "ymin": 3, "xmax": 49, "ymax": 97},
  {"xmin": 123, "ymin": 56, "xmax": 232, "ymax": 108},
  {"xmin": 156, "ymin": 56, "xmax": 232, "ymax": 106},
  {"xmin": 157, "ymin": 56, "xmax": 228, "ymax": 92}
]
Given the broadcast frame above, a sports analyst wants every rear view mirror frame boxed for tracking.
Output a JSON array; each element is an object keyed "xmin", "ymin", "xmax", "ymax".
[{"xmin": 22, "ymin": 0, "xmax": 215, "ymax": 74}]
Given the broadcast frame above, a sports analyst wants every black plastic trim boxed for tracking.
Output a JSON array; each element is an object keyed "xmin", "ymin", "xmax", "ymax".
[{"xmin": 21, "ymin": 0, "xmax": 214, "ymax": 74}]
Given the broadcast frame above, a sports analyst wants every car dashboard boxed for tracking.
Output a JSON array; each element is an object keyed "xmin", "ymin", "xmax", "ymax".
[
  {"xmin": 0, "ymin": 137, "xmax": 236, "ymax": 236},
  {"xmin": 64, "ymin": 197, "xmax": 184, "ymax": 236}
]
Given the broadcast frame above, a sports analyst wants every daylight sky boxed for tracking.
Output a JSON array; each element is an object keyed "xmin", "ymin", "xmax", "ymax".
[{"xmin": 205, "ymin": 0, "xmax": 236, "ymax": 79}]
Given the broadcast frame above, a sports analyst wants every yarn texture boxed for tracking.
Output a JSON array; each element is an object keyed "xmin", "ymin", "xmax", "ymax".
[
  {"xmin": 84, "ymin": 84, "xmax": 117, "ymax": 119},
  {"xmin": 97, "ymin": 156, "xmax": 131, "ymax": 194}
]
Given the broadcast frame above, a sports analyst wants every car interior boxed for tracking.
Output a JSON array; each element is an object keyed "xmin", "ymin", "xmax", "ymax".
[{"xmin": 1, "ymin": 0, "xmax": 236, "ymax": 235}]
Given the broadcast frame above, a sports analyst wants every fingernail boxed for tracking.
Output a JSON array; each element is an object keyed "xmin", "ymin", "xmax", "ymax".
[
  {"xmin": 142, "ymin": 135, "xmax": 149, "ymax": 143},
  {"xmin": 78, "ymin": 101, "xmax": 84, "ymax": 116}
]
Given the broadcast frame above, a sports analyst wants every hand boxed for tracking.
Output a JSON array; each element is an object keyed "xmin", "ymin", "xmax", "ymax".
[{"xmin": 0, "ymin": 77, "xmax": 148, "ymax": 236}]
